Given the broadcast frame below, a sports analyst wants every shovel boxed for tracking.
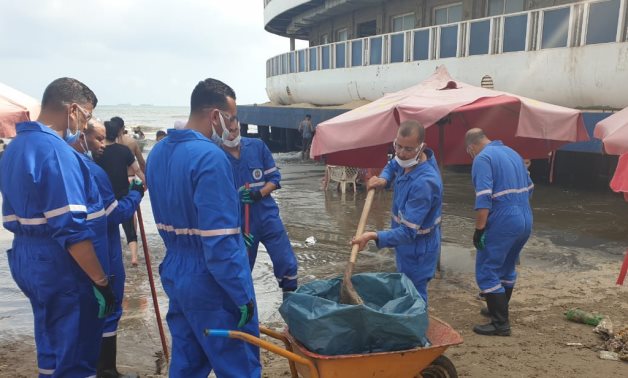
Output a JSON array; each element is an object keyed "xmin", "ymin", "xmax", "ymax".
[{"xmin": 340, "ymin": 189, "xmax": 376, "ymax": 305}]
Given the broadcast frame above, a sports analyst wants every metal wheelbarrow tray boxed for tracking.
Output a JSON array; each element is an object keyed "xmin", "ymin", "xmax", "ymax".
[{"xmin": 208, "ymin": 315, "xmax": 463, "ymax": 378}]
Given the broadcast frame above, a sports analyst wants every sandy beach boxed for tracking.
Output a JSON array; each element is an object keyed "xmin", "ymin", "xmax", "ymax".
[{"xmin": 1, "ymin": 157, "xmax": 627, "ymax": 377}]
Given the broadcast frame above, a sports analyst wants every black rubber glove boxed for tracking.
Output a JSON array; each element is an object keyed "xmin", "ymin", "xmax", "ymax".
[
  {"xmin": 237, "ymin": 300, "xmax": 255, "ymax": 328},
  {"xmin": 129, "ymin": 178, "xmax": 145, "ymax": 198},
  {"xmin": 93, "ymin": 279, "xmax": 116, "ymax": 319},
  {"xmin": 473, "ymin": 228, "xmax": 486, "ymax": 250}
]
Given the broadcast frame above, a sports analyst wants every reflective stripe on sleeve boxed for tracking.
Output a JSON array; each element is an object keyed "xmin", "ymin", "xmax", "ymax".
[
  {"xmin": 86, "ymin": 208, "xmax": 106, "ymax": 220},
  {"xmin": 156, "ymin": 223, "xmax": 241, "ymax": 237},
  {"xmin": 475, "ymin": 189, "xmax": 492, "ymax": 197},
  {"xmin": 264, "ymin": 167, "xmax": 278, "ymax": 175},
  {"xmin": 249, "ymin": 182, "xmax": 265, "ymax": 188},
  {"xmin": 44, "ymin": 204, "xmax": 88, "ymax": 218},
  {"xmin": 105, "ymin": 200, "xmax": 119, "ymax": 216}
]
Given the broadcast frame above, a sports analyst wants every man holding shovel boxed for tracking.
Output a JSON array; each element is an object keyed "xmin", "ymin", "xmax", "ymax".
[{"xmin": 352, "ymin": 121, "xmax": 443, "ymax": 305}]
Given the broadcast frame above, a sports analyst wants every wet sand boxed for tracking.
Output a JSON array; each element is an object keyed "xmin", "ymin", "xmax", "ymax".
[{"xmin": 1, "ymin": 154, "xmax": 627, "ymax": 377}]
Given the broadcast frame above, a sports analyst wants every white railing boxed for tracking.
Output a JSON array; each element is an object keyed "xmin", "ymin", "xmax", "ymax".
[{"xmin": 266, "ymin": 0, "xmax": 627, "ymax": 78}]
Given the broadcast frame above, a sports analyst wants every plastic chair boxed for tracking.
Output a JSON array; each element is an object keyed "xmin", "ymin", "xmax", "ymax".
[{"xmin": 326, "ymin": 165, "xmax": 359, "ymax": 193}]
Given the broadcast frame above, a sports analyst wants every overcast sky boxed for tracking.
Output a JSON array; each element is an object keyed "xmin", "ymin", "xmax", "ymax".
[{"xmin": 0, "ymin": 0, "xmax": 307, "ymax": 106}]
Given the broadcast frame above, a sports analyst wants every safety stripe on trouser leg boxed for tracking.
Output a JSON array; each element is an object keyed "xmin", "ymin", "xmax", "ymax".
[
  {"xmin": 103, "ymin": 330, "xmax": 117, "ymax": 337},
  {"xmin": 38, "ymin": 368, "xmax": 55, "ymax": 375},
  {"xmin": 481, "ymin": 284, "xmax": 503, "ymax": 294}
]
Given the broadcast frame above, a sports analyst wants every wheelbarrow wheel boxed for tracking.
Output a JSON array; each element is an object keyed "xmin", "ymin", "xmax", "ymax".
[{"xmin": 419, "ymin": 355, "xmax": 458, "ymax": 378}]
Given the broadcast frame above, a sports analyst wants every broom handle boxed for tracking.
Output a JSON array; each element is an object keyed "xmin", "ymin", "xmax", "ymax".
[{"xmin": 349, "ymin": 189, "xmax": 376, "ymax": 264}]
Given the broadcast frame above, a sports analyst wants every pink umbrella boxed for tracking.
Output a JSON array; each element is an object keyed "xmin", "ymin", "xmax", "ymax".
[
  {"xmin": 593, "ymin": 108, "xmax": 628, "ymax": 200},
  {"xmin": 0, "ymin": 82, "xmax": 40, "ymax": 138},
  {"xmin": 593, "ymin": 108, "xmax": 628, "ymax": 285},
  {"xmin": 311, "ymin": 66, "xmax": 588, "ymax": 168}
]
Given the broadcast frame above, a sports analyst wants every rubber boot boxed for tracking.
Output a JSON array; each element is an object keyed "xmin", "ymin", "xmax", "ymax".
[
  {"xmin": 480, "ymin": 287, "xmax": 513, "ymax": 317},
  {"xmin": 98, "ymin": 335, "xmax": 139, "ymax": 378},
  {"xmin": 473, "ymin": 293, "xmax": 511, "ymax": 336}
]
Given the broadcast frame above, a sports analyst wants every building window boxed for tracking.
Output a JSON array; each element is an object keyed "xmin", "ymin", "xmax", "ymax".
[
  {"xmin": 336, "ymin": 28, "xmax": 348, "ymax": 42},
  {"xmin": 488, "ymin": 0, "xmax": 525, "ymax": 17},
  {"xmin": 586, "ymin": 0, "xmax": 620, "ymax": 45},
  {"xmin": 392, "ymin": 13, "xmax": 415, "ymax": 32},
  {"xmin": 434, "ymin": 3, "xmax": 463, "ymax": 25},
  {"xmin": 321, "ymin": 34, "xmax": 329, "ymax": 45}
]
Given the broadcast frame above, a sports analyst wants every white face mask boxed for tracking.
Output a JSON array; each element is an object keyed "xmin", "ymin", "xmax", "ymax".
[
  {"xmin": 210, "ymin": 112, "xmax": 233, "ymax": 145},
  {"xmin": 394, "ymin": 143, "xmax": 425, "ymax": 168},
  {"xmin": 222, "ymin": 135, "xmax": 241, "ymax": 148}
]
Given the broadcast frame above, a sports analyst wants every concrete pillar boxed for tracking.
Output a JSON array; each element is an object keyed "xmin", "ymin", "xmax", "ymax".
[{"xmin": 290, "ymin": 37, "xmax": 296, "ymax": 51}]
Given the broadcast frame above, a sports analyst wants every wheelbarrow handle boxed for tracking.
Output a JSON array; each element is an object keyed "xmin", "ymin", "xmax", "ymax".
[{"xmin": 205, "ymin": 329, "xmax": 319, "ymax": 378}]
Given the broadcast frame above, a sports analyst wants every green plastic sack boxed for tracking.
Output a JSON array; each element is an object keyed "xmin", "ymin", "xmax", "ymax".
[{"xmin": 279, "ymin": 272, "xmax": 429, "ymax": 355}]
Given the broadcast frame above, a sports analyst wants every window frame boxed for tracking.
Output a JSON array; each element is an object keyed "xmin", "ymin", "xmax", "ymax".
[
  {"xmin": 392, "ymin": 12, "xmax": 416, "ymax": 32},
  {"xmin": 433, "ymin": 2, "xmax": 463, "ymax": 25}
]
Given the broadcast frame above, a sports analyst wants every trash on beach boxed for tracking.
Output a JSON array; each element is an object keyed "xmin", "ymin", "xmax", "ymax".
[
  {"xmin": 599, "ymin": 351, "xmax": 620, "ymax": 361},
  {"xmin": 564, "ymin": 308, "xmax": 604, "ymax": 326},
  {"xmin": 565, "ymin": 342, "xmax": 583, "ymax": 347},
  {"xmin": 592, "ymin": 317, "xmax": 628, "ymax": 362},
  {"xmin": 304, "ymin": 236, "xmax": 317, "ymax": 247}
]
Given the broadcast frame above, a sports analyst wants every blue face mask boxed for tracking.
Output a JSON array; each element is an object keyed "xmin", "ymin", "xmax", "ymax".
[{"xmin": 64, "ymin": 109, "xmax": 82, "ymax": 145}]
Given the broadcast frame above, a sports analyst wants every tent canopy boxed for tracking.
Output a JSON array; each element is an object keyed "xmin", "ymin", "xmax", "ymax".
[
  {"xmin": 311, "ymin": 66, "xmax": 588, "ymax": 168},
  {"xmin": 0, "ymin": 82, "xmax": 40, "ymax": 138}
]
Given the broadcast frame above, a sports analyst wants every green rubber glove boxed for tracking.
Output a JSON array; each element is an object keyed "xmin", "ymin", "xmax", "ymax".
[
  {"xmin": 93, "ymin": 280, "xmax": 116, "ymax": 319},
  {"xmin": 242, "ymin": 232, "xmax": 254, "ymax": 248},
  {"xmin": 238, "ymin": 300, "xmax": 255, "ymax": 328},
  {"xmin": 473, "ymin": 228, "xmax": 486, "ymax": 250},
  {"xmin": 238, "ymin": 186, "xmax": 263, "ymax": 204}
]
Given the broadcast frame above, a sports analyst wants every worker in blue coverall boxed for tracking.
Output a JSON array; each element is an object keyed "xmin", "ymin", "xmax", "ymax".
[
  {"xmin": 352, "ymin": 121, "xmax": 443, "ymax": 306},
  {"xmin": 73, "ymin": 120, "xmax": 144, "ymax": 377},
  {"xmin": 146, "ymin": 78, "xmax": 260, "ymax": 377},
  {"xmin": 0, "ymin": 78, "xmax": 115, "ymax": 378},
  {"xmin": 221, "ymin": 124, "xmax": 299, "ymax": 293},
  {"xmin": 464, "ymin": 128, "xmax": 533, "ymax": 336}
]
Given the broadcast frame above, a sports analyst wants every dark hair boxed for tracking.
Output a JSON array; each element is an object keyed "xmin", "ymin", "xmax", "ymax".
[
  {"xmin": 190, "ymin": 78, "xmax": 236, "ymax": 114},
  {"xmin": 156, "ymin": 130, "xmax": 166, "ymax": 137},
  {"xmin": 41, "ymin": 77, "xmax": 98, "ymax": 109},
  {"xmin": 110, "ymin": 116, "xmax": 124, "ymax": 128},
  {"xmin": 305, "ymin": 114, "xmax": 311, "ymax": 119},
  {"xmin": 398, "ymin": 120, "xmax": 425, "ymax": 143},
  {"xmin": 104, "ymin": 120, "xmax": 122, "ymax": 142}
]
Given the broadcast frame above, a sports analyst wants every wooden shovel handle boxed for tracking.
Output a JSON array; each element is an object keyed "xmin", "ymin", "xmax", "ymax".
[{"xmin": 349, "ymin": 189, "xmax": 376, "ymax": 264}]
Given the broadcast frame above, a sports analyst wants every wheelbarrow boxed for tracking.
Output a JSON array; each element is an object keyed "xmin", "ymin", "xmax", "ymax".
[{"xmin": 206, "ymin": 315, "xmax": 463, "ymax": 378}]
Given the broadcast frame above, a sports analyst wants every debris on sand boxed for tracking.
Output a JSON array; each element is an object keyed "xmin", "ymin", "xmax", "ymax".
[{"xmin": 593, "ymin": 318, "xmax": 628, "ymax": 362}]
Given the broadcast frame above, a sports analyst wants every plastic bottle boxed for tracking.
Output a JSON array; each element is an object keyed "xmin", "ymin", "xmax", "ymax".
[{"xmin": 564, "ymin": 308, "xmax": 604, "ymax": 326}]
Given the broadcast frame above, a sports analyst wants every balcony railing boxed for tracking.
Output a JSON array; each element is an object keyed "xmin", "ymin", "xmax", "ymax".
[{"xmin": 266, "ymin": 0, "xmax": 627, "ymax": 78}]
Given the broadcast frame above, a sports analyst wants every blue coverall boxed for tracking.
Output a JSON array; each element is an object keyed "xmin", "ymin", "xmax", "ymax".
[
  {"xmin": 0, "ymin": 122, "xmax": 106, "ymax": 378},
  {"xmin": 146, "ymin": 129, "xmax": 260, "ymax": 378},
  {"xmin": 84, "ymin": 158, "xmax": 141, "ymax": 336},
  {"xmin": 472, "ymin": 140, "xmax": 533, "ymax": 294},
  {"xmin": 223, "ymin": 137, "xmax": 298, "ymax": 290},
  {"xmin": 376, "ymin": 148, "xmax": 443, "ymax": 305}
]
